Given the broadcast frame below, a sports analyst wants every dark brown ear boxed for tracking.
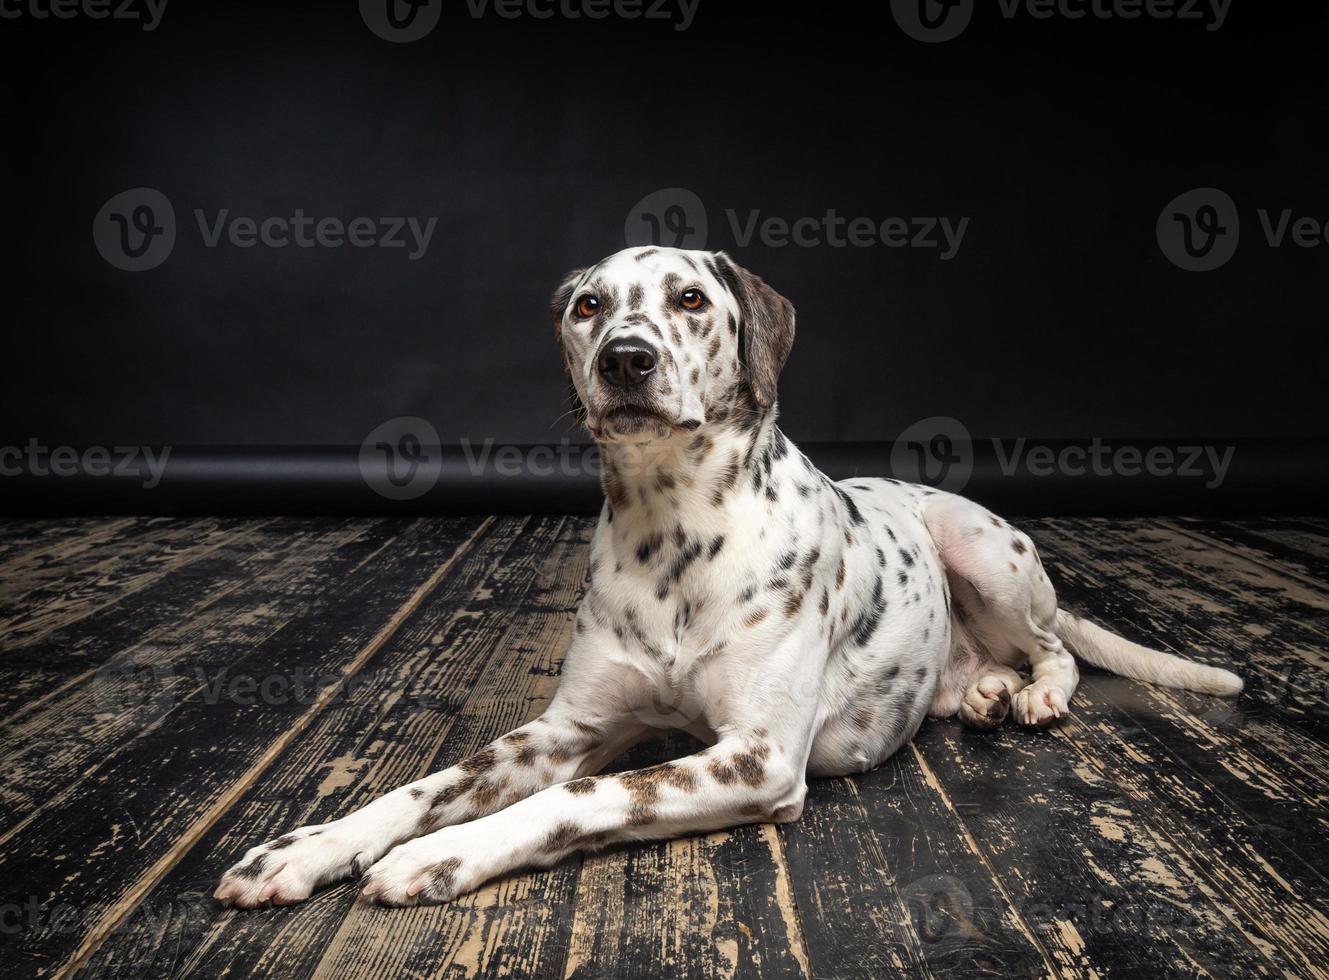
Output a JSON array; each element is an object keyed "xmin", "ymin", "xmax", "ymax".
[{"xmin": 712, "ymin": 253, "xmax": 796, "ymax": 409}]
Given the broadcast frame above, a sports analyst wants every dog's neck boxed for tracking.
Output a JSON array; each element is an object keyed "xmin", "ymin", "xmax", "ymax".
[{"xmin": 596, "ymin": 409, "xmax": 782, "ymax": 543}]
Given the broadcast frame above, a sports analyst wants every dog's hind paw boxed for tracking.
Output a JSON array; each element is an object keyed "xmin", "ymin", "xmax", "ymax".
[{"xmin": 1013, "ymin": 681, "xmax": 1069, "ymax": 727}]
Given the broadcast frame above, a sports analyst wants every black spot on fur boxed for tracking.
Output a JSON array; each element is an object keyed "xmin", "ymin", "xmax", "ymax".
[
  {"xmin": 637, "ymin": 533, "xmax": 663, "ymax": 565},
  {"xmin": 848, "ymin": 576, "xmax": 887, "ymax": 646},
  {"xmin": 233, "ymin": 854, "xmax": 267, "ymax": 879},
  {"xmin": 834, "ymin": 485, "xmax": 867, "ymax": 526}
]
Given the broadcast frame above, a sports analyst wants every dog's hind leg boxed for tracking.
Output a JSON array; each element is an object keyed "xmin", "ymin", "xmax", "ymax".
[
  {"xmin": 925, "ymin": 496, "xmax": 1076, "ymax": 727},
  {"xmin": 957, "ymin": 660, "xmax": 1027, "ymax": 731}
]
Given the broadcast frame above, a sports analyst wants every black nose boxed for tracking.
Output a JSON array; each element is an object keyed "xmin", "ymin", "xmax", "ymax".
[{"xmin": 598, "ymin": 338, "xmax": 657, "ymax": 388}]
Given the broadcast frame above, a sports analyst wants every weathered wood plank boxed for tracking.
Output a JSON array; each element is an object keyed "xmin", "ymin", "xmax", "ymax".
[
  {"xmin": 3, "ymin": 514, "xmax": 1326, "ymax": 979},
  {"xmin": 1026, "ymin": 519, "xmax": 1329, "ymax": 786},
  {"xmin": 77, "ymin": 516, "xmax": 582, "ymax": 979},
  {"xmin": 0, "ymin": 518, "xmax": 360, "ymax": 721},
  {"xmin": 303, "ymin": 517, "xmax": 590, "ymax": 980},
  {"xmin": 1171, "ymin": 518, "xmax": 1329, "ymax": 588},
  {"xmin": 0, "ymin": 517, "xmax": 268, "ymax": 650},
  {"xmin": 912, "ymin": 716, "xmax": 1280, "ymax": 976},
  {"xmin": 565, "ymin": 731, "xmax": 811, "ymax": 980},
  {"xmin": 1047, "ymin": 683, "xmax": 1329, "ymax": 976},
  {"xmin": 777, "ymin": 746, "xmax": 1052, "ymax": 979},
  {"xmin": 0, "ymin": 519, "xmax": 399, "ymax": 833},
  {"xmin": 0, "ymin": 518, "xmax": 126, "ymax": 568},
  {"xmin": 0, "ymin": 517, "xmax": 490, "ymax": 977}
]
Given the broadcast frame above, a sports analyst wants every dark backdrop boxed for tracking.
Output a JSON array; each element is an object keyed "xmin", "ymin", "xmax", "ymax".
[{"xmin": 1, "ymin": 0, "xmax": 1325, "ymax": 513}]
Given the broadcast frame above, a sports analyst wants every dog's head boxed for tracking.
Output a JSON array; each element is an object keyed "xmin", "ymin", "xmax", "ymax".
[{"xmin": 551, "ymin": 247, "xmax": 795, "ymax": 443}]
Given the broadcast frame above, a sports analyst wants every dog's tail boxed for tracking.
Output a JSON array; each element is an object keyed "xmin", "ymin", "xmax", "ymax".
[{"xmin": 1056, "ymin": 609, "xmax": 1243, "ymax": 696}]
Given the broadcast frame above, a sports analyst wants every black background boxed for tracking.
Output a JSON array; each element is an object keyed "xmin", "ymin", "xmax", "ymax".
[{"xmin": 0, "ymin": 0, "xmax": 1325, "ymax": 510}]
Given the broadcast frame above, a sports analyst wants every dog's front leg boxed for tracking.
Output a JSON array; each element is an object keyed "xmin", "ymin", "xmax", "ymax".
[
  {"xmin": 358, "ymin": 723, "xmax": 808, "ymax": 905},
  {"xmin": 214, "ymin": 704, "xmax": 644, "ymax": 908}
]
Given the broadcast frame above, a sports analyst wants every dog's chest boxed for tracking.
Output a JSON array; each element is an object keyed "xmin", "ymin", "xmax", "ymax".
[{"xmin": 588, "ymin": 509, "xmax": 789, "ymax": 679}]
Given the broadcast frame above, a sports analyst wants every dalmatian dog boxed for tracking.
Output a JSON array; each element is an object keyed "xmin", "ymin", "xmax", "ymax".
[{"xmin": 216, "ymin": 246, "xmax": 1243, "ymax": 909}]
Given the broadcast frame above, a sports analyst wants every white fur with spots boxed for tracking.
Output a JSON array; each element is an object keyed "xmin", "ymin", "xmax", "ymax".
[{"xmin": 215, "ymin": 247, "xmax": 1242, "ymax": 909}]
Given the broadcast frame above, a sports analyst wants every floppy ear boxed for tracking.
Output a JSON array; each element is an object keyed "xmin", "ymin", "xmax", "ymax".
[{"xmin": 713, "ymin": 253, "xmax": 796, "ymax": 409}]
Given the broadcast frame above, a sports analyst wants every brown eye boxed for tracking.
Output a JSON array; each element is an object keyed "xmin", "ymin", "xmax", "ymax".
[
  {"xmin": 574, "ymin": 295, "xmax": 600, "ymax": 319},
  {"xmin": 680, "ymin": 289, "xmax": 707, "ymax": 311}
]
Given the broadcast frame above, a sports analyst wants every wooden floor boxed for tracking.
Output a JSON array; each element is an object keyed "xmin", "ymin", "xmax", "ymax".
[{"xmin": 0, "ymin": 516, "xmax": 1326, "ymax": 979}]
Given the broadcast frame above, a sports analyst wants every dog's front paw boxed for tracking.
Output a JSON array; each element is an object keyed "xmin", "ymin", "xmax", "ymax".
[
  {"xmin": 359, "ymin": 830, "xmax": 482, "ymax": 907},
  {"xmin": 214, "ymin": 825, "xmax": 375, "ymax": 909},
  {"xmin": 1013, "ymin": 681, "xmax": 1069, "ymax": 727}
]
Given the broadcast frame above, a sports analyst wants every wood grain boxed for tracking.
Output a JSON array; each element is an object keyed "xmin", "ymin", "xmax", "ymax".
[
  {"xmin": 0, "ymin": 516, "xmax": 1325, "ymax": 979},
  {"xmin": 0, "ymin": 517, "xmax": 489, "ymax": 976}
]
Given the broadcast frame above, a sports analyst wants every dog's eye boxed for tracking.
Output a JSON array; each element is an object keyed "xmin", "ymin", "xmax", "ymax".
[
  {"xmin": 574, "ymin": 295, "xmax": 600, "ymax": 319},
  {"xmin": 680, "ymin": 289, "xmax": 707, "ymax": 311}
]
